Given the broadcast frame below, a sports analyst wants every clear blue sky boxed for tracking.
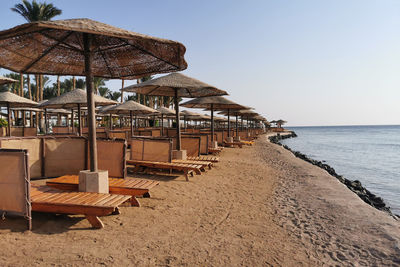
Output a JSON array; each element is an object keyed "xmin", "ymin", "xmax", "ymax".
[{"xmin": 1, "ymin": 0, "xmax": 399, "ymax": 126}]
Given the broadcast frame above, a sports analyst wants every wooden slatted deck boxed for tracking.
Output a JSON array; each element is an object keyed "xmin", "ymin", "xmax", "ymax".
[
  {"xmin": 172, "ymin": 159, "xmax": 212, "ymax": 170},
  {"xmin": 126, "ymin": 160, "xmax": 202, "ymax": 181},
  {"xmin": 187, "ymin": 156, "xmax": 219, "ymax": 163},
  {"xmin": 31, "ymin": 185, "xmax": 131, "ymax": 229},
  {"xmin": 208, "ymin": 147, "xmax": 223, "ymax": 155},
  {"xmin": 46, "ymin": 175, "xmax": 159, "ymax": 206}
]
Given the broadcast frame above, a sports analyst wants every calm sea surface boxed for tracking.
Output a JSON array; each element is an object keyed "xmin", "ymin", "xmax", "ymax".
[{"xmin": 281, "ymin": 125, "xmax": 400, "ymax": 214}]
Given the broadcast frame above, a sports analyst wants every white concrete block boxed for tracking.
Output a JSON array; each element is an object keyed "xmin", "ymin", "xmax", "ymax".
[
  {"xmin": 172, "ymin": 149, "xmax": 187, "ymax": 160},
  {"xmin": 79, "ymin": 170, "xmax": 109, "ymax": 193}
]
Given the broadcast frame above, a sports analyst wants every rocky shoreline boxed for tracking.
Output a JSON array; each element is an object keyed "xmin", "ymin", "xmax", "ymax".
[{"xmin": 269, "ymin": 131, "xmax": 398, "ymax": 218}]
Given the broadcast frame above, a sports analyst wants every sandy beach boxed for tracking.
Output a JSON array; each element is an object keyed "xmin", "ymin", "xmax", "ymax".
[{"xmin": 0, "ymin": 135, "xmax": 399, "ymax": 266}]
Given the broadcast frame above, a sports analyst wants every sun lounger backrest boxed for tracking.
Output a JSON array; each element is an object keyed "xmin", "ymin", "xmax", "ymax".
[
  {"xmin": 90, "ymin": 139, "xmax": 126, "ymax": 178},
  {"xmin": 107, "ymin": 130, "xmax": 129, "ymax": 140},
  {"xmin": 23, "ymin": 127, "xmax": 37, "ymax": 137},
  {"xmin": 171, "ymin": 136, "xmax": 201, "ymax": 157},
  {"xmin": 131, "ymin": 137, "xmax": 172, "ymax": 162},
  {"xmin": 215, "ymin": 131, "xmax": 223, "ymax": 145},
  {"xmin": 0, "ymin": 149, "xmax": 31, "ymax": 229},
  {"xmin": 52, "ymin": 126, "xmax": 71, "ymax": 134},
  {"xmin": 0, "ymin": 138, "xmax": 42, "ymax": 178},
  {"xmin": 183, "ymin": 133, "xmax": 208, "ymax": 155},
  {"xmin": 10, "ymin": 127, "xmax": 23, "ymax": 137},
  {"xmin": 166, "ymin": 128, "xmax": 177, "ymax": 137},
  {"xmin": 44, "ymin": 137, "xmax": 86, "ymax": 177}
]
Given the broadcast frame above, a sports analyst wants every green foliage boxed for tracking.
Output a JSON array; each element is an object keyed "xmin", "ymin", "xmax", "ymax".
[
  {"xmin": 11, "ymin": 0, "xmax": 62, "ymax": 22},
  {"xmin": 124, "ymin": 94, "xmax": 137, "ymax": 102},
  {"xmin": 107, "ymin": 91, "xmax": 121, "ymax": 101},
  {"xmin": 0, "ymin": 118, "xmax": 8, "ymax": 128},
  {"xmin": 98, "ymin": 87, "xmax": 110, "ymax": 97},
  {"xmin": 139, "ymin": 75, "xmax": 153, "ymax": 83}
]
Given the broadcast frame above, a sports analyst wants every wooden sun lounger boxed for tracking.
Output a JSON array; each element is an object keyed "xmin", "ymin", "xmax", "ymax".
[
  {"xmin": 172, "ymin": 159, "xmax": 213, "ymax": 171},
  {"xmin": 187, "ymin": 156, "xmax": 219, "ymax": 163},
  {"xmin": 126, "ymin": 159, "xmax": 203, "ymax": 181},
  {"xmin": 224, "ymin": 141, "xmax": 243, "ymax": 148},
  {"xmin": 31, "ymin": 184, "xmax": 131, "ymax": 229},
  {"xmin": 208, "ymin": 147, "xmax": 223, "ymax": 155},
  {"xmin": 241, "ymin": 140, "xmax": 254, "ymax": 146},
  {"xmin": 46, "ymin": 175, "xmax": 159, "ymax": 207}
]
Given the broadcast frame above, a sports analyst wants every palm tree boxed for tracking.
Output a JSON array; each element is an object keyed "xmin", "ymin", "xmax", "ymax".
[
  {"xmin": 93, "ymin": 77, "xmax": 109, "ymax": 94},
  {"xmin": 11, "ymin": 0, "xmax": 62, "ymax": 101},
  {"xmin": 98, "ymin": 87, "xmax": 110, "ymax": 98},
  {"xmin": 107, "ymin": 91, "xmax": 121, "ymax": 101},
  {"xmin": 11, "ymin": 0, "xmax": 62, "ymax": 22}
]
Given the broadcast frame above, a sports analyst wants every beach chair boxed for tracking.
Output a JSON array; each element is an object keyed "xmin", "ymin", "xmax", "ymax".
[
  {"xmin": 187, "ymin": 155, "xmax": 219, "ymax": 163},
  {"xmin": 172, "ymin": 159, "xmax": 213, "ymax": 170},
  {"xmin": 127, "ymin": 137, "xmax": 203, "ymax": 181},
  {"xmin": 0, "ymin": 149, "xmax": 130, "ymax": 229},
  {"xmin": 46, "ymin": 175, "xmax": 159, "ymax": 206},
  {"xmin": 31, "ymin": 185, "xmax": 130, "ymax": 229}
]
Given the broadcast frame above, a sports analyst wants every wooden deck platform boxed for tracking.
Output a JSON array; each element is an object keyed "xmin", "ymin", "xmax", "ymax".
[
  {"xmin": 126, "ymin": 160, "xmax": 202, "ymax": 181},
  {"xmin": 31, "ymin": 185, "xmax": 131, "ymax": 229},
  {"xmin": 187, "ymin": 156, "xmax": 219, "ymax": 163},
  {"xmin": 172, "ymin": 159, "xmax": 212, "ymax": 170},
  {"xmin": 46, "ymin": 175, "xmax": 159, "ymax": 206}
]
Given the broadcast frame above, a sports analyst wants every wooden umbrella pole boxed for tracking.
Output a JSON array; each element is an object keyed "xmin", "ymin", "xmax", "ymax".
[
  {"xmin": 130, "ymin": 111, "xmax": 133, "ymax": 136},
  {"xmin": 236, "ymin": 114, "xmax": 238, "ymax": 138},
  {"xmin": 227, "ymin": 109, "xmax": 231, "ymax": 137},
  {"xmin": 135, "ymin": 114, "xmax": 137, "ymax": 129},
  {"xmin": 174, "ymin": 88, "xmax": 181, "ymax": 151},
  {"xmin": 120, "ymin": 79, "xmax": 124, "ymax": 103},
  {"xmin": 161, "ymin": 113, "xmax": 164, "ymax": 136},
  {"xmin": 71, "ymin": 108, "xmax": 74, "ymax": 133},
  {"xmin": 210, "ymin": 103, "xmax": 214, "ymax": 143},
  {"xmin": 44, "ymin": 108, "xmax": 48, "ymax": 134},
  {"xmin": 241, "ymin": 117, "xmax": 243, "ymax": 131},
  {"xmin": 84, "ymin": 33, "xmax": 98, "ymax": 172},
  {"xmin": 7, "ymin": 103, "xmax": 11, "ymax": 136},
  {"xmin": 78, "ymin": 103, "xmax": 82, "ymax": 136}
]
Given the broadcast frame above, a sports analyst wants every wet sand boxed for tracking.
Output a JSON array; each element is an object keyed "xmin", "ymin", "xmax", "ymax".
[{"xmin": 0, "ymin": 135, "xmax": 399, "ymax": 266}]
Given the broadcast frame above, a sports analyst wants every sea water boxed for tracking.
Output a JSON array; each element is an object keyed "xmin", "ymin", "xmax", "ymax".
[{"xmin": 280, "ymin": 125, "xmax": 400, "ymax": 214}]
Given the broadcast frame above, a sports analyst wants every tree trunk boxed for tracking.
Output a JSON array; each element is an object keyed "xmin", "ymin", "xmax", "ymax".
[
  {"xmin": 35, "ymin": 75, "xmax": 39, "ymax": 101},
  {"xmin": 73, "ymin": 76, "xmax": 76, "ymax": 90},
  {"xmin": 57, "ymin": 75, "xmax": 60, "ymax": 96},
  {"xmin": 120, "ymin": 79, "xmax": 124, "ymax": 102},
  {"xmin": 40, "ymin": 75, "xmax": 43, "ymax": 101},
  {"xmin": 19, "ymin": 73, "xmax": 24, "ymax": 96},
  {"xmin": 27, "ymin": 75, "xmax": 31, "ymax": 100}
]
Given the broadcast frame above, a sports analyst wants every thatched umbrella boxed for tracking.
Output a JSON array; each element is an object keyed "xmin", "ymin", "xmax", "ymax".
[
  {"xmin": 39, "ymin": 89, "xmax": 116, "ymax": 136},
  {"xmin": 219, "ymin": 108, "xmax": 256, "ymax": 134},
  {"xmin": 102, "ymin": 100, "xmax": 158, "ymax": 135},
  {"xmin": 121, "ymin": 73, "xmax": 227, "ymax": 150},
  {"xmin": 0, "ymin": 76, "xmax": 17, "ymax": 85},
  {"xmin": 156, "ymin": 107, "xmax": 175, "ymax": 135},
  {"xmin": 0, "ymin": 18, "xmax": 187, "ymax": 172},
  {"xmin": 181, "ymin": 96, "xmax": 246, "ymax": 143},
  {"xmin": 0, "ymin": 91, "xmax": 38, "ymax": 136}
]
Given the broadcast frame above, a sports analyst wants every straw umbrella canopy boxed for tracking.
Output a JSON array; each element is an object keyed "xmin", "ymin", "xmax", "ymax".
[
  {"xmin": 0, "ymin": 76, "xmax": 17, "ymax": 85},
  {"xmin": 0, "ymin": 18, "xmax": 187, "ymax": 172},
  {"xmin": 156, "ymin": 107, "xmax": 175, "ymax": 135},
  {"xmin": 181, "ymin": 96, "xmax": 246, "ymax": 142},
  {"xmin": 39, "ymin": 89, "xmax": 116, "ymax": 136},
  {"xmin": 121, "ymin": 73, "xmax": 227, "ymax": 150},
  {"xmin": 102, "ymin": 100, "xmax": 158, "ymax": 134},
  {"xmin": 0, "ymin": 91, "xmax": 38, "ymax": 136}
]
